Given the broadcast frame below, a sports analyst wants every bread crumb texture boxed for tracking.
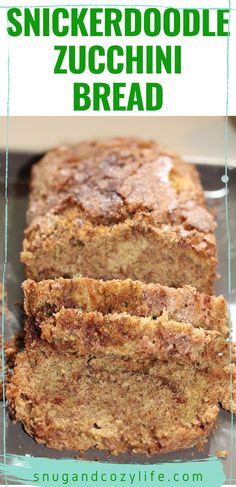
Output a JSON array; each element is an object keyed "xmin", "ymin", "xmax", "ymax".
[{"xmin": 7, "ymin": 342, "xmax": 219, "ymax": 454}]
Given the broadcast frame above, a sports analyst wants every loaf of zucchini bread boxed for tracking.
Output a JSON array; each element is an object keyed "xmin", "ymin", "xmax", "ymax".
[
  {"xmin": 7, "ymin": 276, "xmax": 231, "ymax": 454},
  {"xmin": 21, "ymin": 138, "xmax": 217, "ymax": 293}
]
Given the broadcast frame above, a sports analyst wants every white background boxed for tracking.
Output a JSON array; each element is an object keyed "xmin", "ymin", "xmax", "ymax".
[{"xmin": 0, "ymin": 0, "xmax": 236, "ymax": 115}]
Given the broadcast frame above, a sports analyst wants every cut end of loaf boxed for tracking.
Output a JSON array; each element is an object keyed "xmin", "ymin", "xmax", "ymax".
[{"xmin": 7, "ymin": 343, "xmax": 219, "ymax": 455}]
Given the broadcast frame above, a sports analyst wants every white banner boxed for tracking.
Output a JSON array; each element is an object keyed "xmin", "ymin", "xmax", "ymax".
[{"xmin": 0, "ymin": 0, "xmax": 235, "ymax": 115}]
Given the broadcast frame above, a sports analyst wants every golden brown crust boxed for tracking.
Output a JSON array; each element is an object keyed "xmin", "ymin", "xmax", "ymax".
[
  {"xmin": 22, "ymin": 277, "xmax": 229, "ymax": 336},
  {"xmin": 7, "ymin": 342, "xmax": 219, "ymax": 454},
  {"xmin": 0, "ymin": 335, "xmax": 20, "ymax": 400},
  {"xmin": 0, "ymin": 284, "xmax": 21, "ymax": 400},
  {"xmin": 21, "ymin": 138, "xmax": 217, "ymax": 292},
  {"xmin": 26, "ymin": 138, "xmax": 212, "ymax": 228},
  {"xmin": 218, "ymin": 363, "xmax": 236, "ymax": 413}
]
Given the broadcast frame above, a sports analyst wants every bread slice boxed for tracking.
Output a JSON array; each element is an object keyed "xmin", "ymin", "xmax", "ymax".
[
  {"xmin": 21, "ymin": 138, "xmax": 217, "ymax": 293},
  {"xmin": 8, "ymin": 275, "xmax": 231, "ymax": 454},
  {"xmin": 23, "ymin": 277, "xmax": 228, "ymax": 336},
  {"xmin": 7, "ymin": 341, "xmax": 219, "ymax": 454},
  {"xmin": 25, "ymin": 309, "xmax": 224, "ymax": 367}
]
